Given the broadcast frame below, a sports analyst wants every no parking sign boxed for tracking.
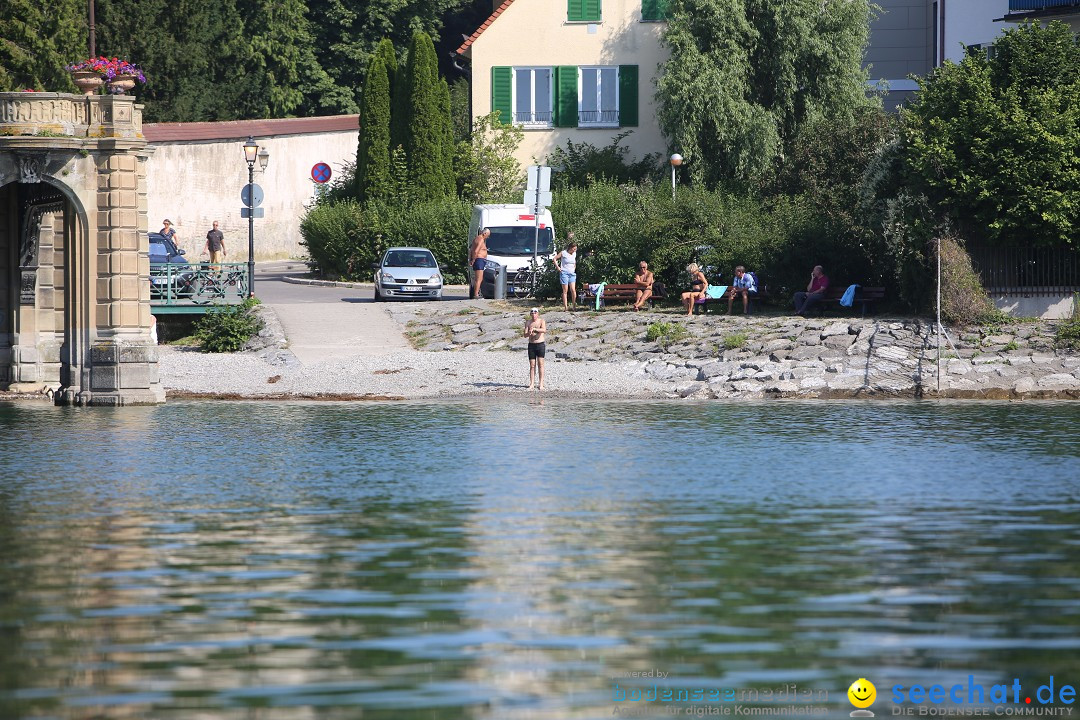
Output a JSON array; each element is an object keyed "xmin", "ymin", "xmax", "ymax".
[{"xmin": 311, "ymin": 162, "xmax": 332, "ymax": 183}]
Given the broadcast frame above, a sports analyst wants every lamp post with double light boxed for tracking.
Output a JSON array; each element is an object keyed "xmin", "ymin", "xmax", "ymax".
[
  {"xmin": 669, "ymin": 153, "xmax": 683, "ymax": 201},
  {"xmin": 242, "ymin": 136, "xmax": 269, "ymax": 298}
]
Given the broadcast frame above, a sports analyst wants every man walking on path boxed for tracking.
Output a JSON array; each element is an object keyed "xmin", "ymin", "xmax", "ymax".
[
  {"xmin": 524, "ymin": 307, "xmax": 547, "ymax": 390},
  {"xmin": 469, "ymin": 228, "xmax": 490, "ymax": 299},
  {"xmin": 203, "ymin": 221, "xmax": 226, "ymax": 269}
]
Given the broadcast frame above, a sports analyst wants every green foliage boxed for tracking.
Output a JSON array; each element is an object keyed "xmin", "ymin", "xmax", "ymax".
[
  {"xmin": 656, "ymin": 0, "xmax": 875, "ymax": 187},
  {"xmin": 0, "ymin": 0, "xmax": 84, "ymax": 92},
  {"xmin": 450, "ymin": 78, "xmax": 471, "ymax": 142},
  {"xmin": 646, "ymin": 321, "xmax": 688, "ymax": 348},
  {"xmin": 546, "ymin": 132, "xmax": 663, "ymax": 188},
  {"xmin": 403, "ymin": 31, "xmax": 453, "ymax": 201},
  {"xmin": 454, "ymin": 111, "xmax": 524, "ymax": 203},
  {"xmin": 903, "ymin": 21, "xmax": 1080, "ymax": 247},
  {"xmin": 239, "ymin": 0, "xmax": 332, "ymax": 118},
  {"xmin": 1054, "ymin": 294, "xmax": 1080, "ymax": 350},
  {"xmin": 195, "ymin": 298, "xmax": 264, "ymax": 353},
  {"xmin": 356, "ymin": 52, "xmax": 392, "ymax": 203},
  {"xmin": 938, "ymin": 235, "xmax": 1001, "ymax": 326},
  {"xmin": 723, "ymin": 332, "xmax": 748, "ymax": 350},
  {"xmin": 305, "ymin": 0, "xmax": 467, "ymax": 115},
  {"xmin": 300, "ymin": 197, "xmax": 472, "ymax": 283}
]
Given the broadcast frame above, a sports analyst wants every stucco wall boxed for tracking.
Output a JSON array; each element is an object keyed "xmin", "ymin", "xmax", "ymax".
[
  {"xmin": 145, "ymin": 130, "xmax": 357, "ymax": 260},
  {"xmin": 469, "ymin": 0, "xmax": 668, "ymax": 167},
  {"xmin": 943, "ymin": 0, "xmax": 1010, "ymax": 63}
]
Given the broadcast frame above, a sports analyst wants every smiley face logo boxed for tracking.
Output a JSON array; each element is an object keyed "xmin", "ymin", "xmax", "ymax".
[{"xmin": 848, "ymin": 678, "xmax": 877, "ymax": 711}]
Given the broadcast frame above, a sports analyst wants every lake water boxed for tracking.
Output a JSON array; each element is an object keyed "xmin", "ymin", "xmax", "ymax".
[{"xmin": 2, "ymin": 399, "xmax": 1080, "ymax": 720}]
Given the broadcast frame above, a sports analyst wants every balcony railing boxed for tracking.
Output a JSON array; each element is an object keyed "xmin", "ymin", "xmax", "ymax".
[
  {"xmin": 1009, "ymin": 0, "xmax": 1080, "ymax": 11},
  {"xmin": 578, "ymin": 109, "xmax": 620, "ymax": 126},
  {"xmin": 514, "ymin": 110, "xmax": 553, "ymax": 126}
]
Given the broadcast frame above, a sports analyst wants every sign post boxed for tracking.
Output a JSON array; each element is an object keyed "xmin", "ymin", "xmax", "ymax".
[{"xmin": 525, "ymin": 165, "xmax": 552, "ymax": 264}]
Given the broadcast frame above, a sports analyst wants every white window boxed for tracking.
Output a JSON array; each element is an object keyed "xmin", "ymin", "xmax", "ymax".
[
  {"xmin": 513, "ymin": 67, "xmax": 553, "ymax": 127},
  {"xmin": 579, "ymin": 66, "xmax": 619, "ymax": 127}
]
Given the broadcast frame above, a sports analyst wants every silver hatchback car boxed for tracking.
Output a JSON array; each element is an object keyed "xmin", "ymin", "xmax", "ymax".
[{"xmin": 372, "ymin": 247, "xmax": 444, "ymax": 301}]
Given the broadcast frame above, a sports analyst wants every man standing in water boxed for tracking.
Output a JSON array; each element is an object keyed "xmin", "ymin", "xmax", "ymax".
[
  {"xmin": 524, "ymin": 307, "xmax": 546, "ymax": 390},
  {"xmin": 469, "ymin": 228, "xmax": 490, "ymax": 299}
]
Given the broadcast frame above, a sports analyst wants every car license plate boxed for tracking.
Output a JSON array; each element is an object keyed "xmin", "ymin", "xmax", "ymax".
[{"xmin": 401, "ymin": 286, "xmax": 422, "ymax": 291}]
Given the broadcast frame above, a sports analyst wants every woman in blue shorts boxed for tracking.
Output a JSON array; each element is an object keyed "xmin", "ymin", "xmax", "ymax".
[{"xmin": 552, "ymin": 236, "xmax": 578, "ymax": 310}]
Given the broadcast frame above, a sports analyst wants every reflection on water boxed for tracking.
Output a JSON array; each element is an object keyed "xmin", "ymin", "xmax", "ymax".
[{"xmin": 1, "ymin": 399, "xmax": 1080, "ymax": 719}]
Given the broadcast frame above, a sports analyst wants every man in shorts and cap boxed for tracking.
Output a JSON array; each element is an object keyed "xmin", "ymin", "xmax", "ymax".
[{"xmin": 524, "ymin": 307, "xmax": 546, "ymax": 390}]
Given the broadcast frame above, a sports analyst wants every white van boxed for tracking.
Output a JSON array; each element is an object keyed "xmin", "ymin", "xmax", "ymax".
[{"xmin": 468, "ymin": 204, "xmax": 556, "ymax": 275}]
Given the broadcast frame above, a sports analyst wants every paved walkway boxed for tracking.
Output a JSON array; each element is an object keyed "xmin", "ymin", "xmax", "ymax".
[{"xmin": 254, "ymin": 261, "xmax": 472, "ymax": 365}]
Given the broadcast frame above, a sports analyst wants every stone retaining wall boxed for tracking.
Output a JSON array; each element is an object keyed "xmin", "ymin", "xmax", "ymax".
[{"xmin": 393, "ymin": 305, "xmax": 1080, "ymax": 399}]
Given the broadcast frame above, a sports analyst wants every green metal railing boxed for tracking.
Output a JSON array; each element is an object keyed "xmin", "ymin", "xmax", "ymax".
[{"xmin": 150, "ymin": 262, "xmax": 250, "ymax": 310}]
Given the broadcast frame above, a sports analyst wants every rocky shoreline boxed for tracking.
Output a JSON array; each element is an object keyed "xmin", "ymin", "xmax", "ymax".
[{"xmin": 388, "ymin": 302, "xmax": 1080, "ymax": 400}]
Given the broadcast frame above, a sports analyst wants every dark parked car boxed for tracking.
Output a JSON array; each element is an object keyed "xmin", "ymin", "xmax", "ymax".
[{"xmin": 149, "ymin": 232, "xmax": 194, "ymax": 300}]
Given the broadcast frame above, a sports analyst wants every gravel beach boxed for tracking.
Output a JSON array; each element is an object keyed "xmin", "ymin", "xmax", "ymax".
[{"xmin": 158, "ymin": 298, "xmax": 1080, "ymax": 401}]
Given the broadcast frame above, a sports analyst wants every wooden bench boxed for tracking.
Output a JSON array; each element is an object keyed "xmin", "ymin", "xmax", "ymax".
[
  {"xmin": 581, "ymin": 282, "xmax": 666, "ymax": 308},
  {"xmin": 695, "ymin": 287, "xmax": 770, "ymax": 315},
  {"xmin": 814, "ymin": 286, "xmax": 885, "ymax": 317}
]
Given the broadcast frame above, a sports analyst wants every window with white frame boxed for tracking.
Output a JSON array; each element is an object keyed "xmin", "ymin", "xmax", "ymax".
[
  {"xmin": 513, "ymin": 67, "xmax": 553, "ymax": 127},
  {"xmin": 579, "ymin": 66, "xmax": 619, "ymax": 126}
]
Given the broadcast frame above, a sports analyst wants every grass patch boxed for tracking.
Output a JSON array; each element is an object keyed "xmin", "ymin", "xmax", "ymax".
[
  {"xmin": 167, "ymin": 334, "xmax": 200, "ymax": 346},
  {"xmin": 194, "ymin": 298, "xmax": 263, "ymax": 352},
  {"xmin": 405, "ymin": 329, "xmax": 429, "ymax": 349},
  {"xmin": 1055, "ymin": 295, "xmax": 1080, "ymax": 350},
  {"xmin": 645, "ymin": 321, "xmax": 689, "ymax": 349},
  {"xmin": 723, "ymin": 332, "xmax": 748, "ymax": 350},
  {"xmin": 1003, "ymin": 340, "xmax": 1019, "ymax": 351}
]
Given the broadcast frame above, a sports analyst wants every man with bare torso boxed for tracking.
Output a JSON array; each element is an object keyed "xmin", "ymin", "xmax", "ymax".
[
  {"xmin": 633, "ymin": 261, "xmax": 655, "ymax": 311},
  {"xmin": 524, "ymin": 307, "xmax": 546, "ymax": 390},
  {"xmin": 469, "ymin": 228, "xmax": 490, "ymax": 299}
]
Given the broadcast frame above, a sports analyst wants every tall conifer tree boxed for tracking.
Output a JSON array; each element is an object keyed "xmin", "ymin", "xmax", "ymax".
[
  {"xmin": 356, "ymin": 52, "xmax": 392, "ymax": 202},
  {"xmin": 403, "ymin": 31, "xmax": 451, "ymax": 200}
]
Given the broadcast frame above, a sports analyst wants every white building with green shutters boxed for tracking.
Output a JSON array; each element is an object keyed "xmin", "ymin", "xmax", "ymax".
[{"xmin": 455, "ymin": 0, "xmax": 670, "ymax": 168}]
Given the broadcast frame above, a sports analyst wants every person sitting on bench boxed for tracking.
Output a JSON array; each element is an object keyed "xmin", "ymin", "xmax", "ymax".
[
  {"xmin": 681, "ymin": 263, "xmax": 708, "ymax": 316},
  {"xmin": 793, "ymin": 265, "xmax": 829, "ymax": 316},
  {"xmin": 633, "ymin": 261, "xmax": 654, "ymax": 311},
  {"xmin": 726, "ymin": 265, "xmax": 756, "ymax": 314}
]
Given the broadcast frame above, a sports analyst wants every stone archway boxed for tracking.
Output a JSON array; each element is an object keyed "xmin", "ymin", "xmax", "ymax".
[{"xmin": 0, "ymin": 92, "xmax": 163, "ymax": 406}]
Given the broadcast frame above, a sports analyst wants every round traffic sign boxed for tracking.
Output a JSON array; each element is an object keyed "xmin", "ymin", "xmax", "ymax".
[
  {"xmin": 311, "ymin": 162, "xmax": 332, "ymax": 183},
  {"xmin": 241, "ymin": 183, "xmax": 264, "ymax": 207}
]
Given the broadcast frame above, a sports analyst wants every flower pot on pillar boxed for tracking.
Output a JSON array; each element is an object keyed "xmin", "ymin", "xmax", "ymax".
[
  {"xmin": 71, "ymin": 70, "xmax": 104, "ymax": 96},
  {"xmin": 107, "ymin": 74, "xmax": 137, "ymax": 94}
]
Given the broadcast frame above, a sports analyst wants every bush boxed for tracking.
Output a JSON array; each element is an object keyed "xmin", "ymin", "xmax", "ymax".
[
  {"xmin": 195, "ymin": 298, "xmax": 264, "ymax": 353},
  {"xmin": 938, "ymin": 235, "xmax": 1002, "ymax": 326},
  {"xmin": 1055, "ymin": 294, "xmax": 1080, "ymax": 350},
  {"xmin": 547, "ymin": 131, "xmax": 663, "ymax": 188},
  {"xmin": 300, "ymin": 197, "xmax": 472, "ymax": 283}
]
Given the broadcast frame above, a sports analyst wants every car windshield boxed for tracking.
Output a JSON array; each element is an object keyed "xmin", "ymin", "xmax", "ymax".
[
  {"xmin": 485, "ymin": 226, "xmax": 554, "ymax": 257},
  {"xmin": 384, "ymin": 251, "xmax": 436, "ymax": 268}
]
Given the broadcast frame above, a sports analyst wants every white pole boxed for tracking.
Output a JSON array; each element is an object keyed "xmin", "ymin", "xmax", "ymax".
[
  {"xmin": 671, "ymin": 165, "xmax": 676, "ymax": 201},
  {"xmin": 937, "ymin": 237, "xmax": 942, "ymax": 395},
  {"xmin": 533, "ymin": 166, "xmax": 540, "ymax": 265}
]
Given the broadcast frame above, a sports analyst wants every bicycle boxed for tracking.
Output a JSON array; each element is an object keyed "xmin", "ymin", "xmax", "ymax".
[
  {"xmin": 192, "ymin": 266, "xmax": 249, "ymax": 304},
  {"xmin": 511, "ymin": 257, "xmax": 545, "ymax": 299}
]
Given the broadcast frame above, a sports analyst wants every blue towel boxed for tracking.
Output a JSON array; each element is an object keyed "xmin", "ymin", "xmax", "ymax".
[
  {"xmin": 840, "ymin": 284, "xmax": 859, "ymax": 307},
  {"xmin": 593, "ymin": 282, "xmax": 606, "ymax": 310},
  {"xmin": 705, "ymin": 285, "xmax": 728, "ymax": 299}
]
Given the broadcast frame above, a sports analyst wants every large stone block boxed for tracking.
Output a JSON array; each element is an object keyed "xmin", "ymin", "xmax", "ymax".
[
  {"xmin": 119, "ymin": 343, "xmax": 157, "ymax": 363},
  {"xmin": 119, "ymin": 363, "xmax": 151, "ymax": 389},
  {"xmin": 95, "ymin": 303, "xmax": 112, "ymax": 328},
  {"xmin": 121, "ymin": 276, "xmax": 140, "ymax": 301},
  {"xmin": 90, "ymin": 343, "xmax": 118, "ymax": 363},
  {"xmin": 90, "ymin": 365, "xmax": 120, "ymax": 391}
]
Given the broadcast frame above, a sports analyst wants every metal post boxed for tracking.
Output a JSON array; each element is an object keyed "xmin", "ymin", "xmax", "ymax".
[
  {"xmin": 88, "ymin": 0, "xmax": 96, "ymax": 58},
  {"xmin": 247, "ymin": 162, "xmax": 255, "ymax": 298},
  {"xmin": 671, "ymin": 165, "xmax": 676, "ymax": 201},
  {"xmin": 533, "ymin": 166, "xmax": 540, "ymax": 265},
  {"xmin": 936, "ymin": 237, "xmax": 942, "ymax": 394}
]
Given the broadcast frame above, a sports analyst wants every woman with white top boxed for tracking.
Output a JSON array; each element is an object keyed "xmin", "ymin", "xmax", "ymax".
[{"xmin": 552, "ymin": 236, "xmax": 578, "ymax": 310}]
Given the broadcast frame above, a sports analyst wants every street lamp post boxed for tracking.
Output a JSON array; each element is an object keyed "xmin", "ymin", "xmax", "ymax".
[
  {"xmin": 669, "ymin": 153, "xmax": 683, "ymax": 201},
  {"xmin": 242, "ymin": 136, "xmax": 269, "ymax": 298}
]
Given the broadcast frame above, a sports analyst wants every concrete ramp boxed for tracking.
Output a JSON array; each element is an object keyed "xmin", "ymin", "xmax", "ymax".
[{"xmin": 269, "ymin": 303, "xmax": 410, "ymax": 365}]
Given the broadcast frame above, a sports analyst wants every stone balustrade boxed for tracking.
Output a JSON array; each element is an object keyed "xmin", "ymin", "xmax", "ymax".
[{"xmin": 0, "ymin": 93, "xmax": 143, "ymax": 140}]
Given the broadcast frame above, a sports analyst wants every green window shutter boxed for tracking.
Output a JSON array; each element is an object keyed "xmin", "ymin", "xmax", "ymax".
[
  {"xmin": 642, "ymin": 0, "xmax": 667, "ymax": 21},
  {"xmin": 554, "ymin": 66, "xmax": 578, "ymax": 127},
  {"xmin": 568, "ymin": 0, "xmax": 600, "ymax": 21},
  {"xmin": 491, "ymin": 66, "xmax": 512, "ymax": 125},
  {"xmin": 618, "ymin": 65, "xmax": 638, "ymax": 127}
]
